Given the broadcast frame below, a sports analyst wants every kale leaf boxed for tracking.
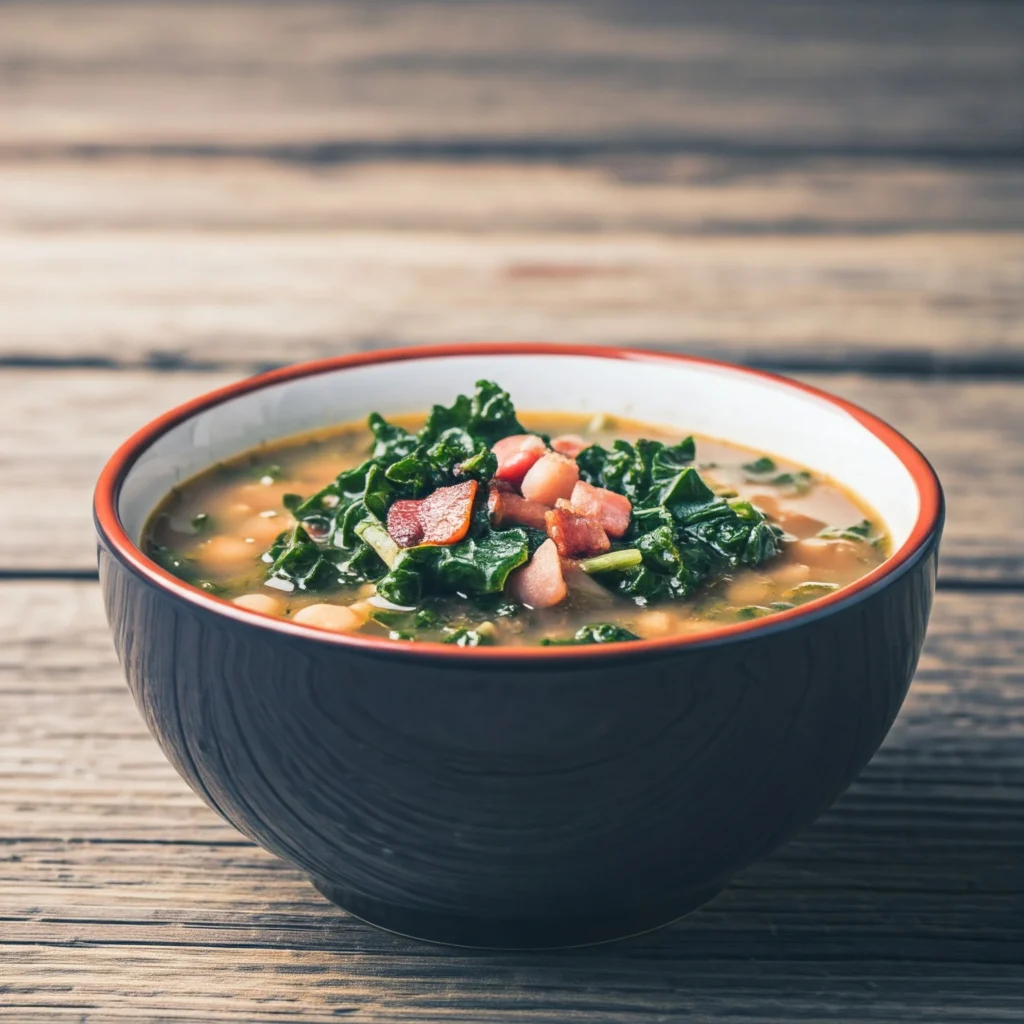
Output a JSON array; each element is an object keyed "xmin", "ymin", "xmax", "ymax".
[
  {"xmin": 266, "ymin": 525, "xmax": 342, "ymax": 591},
  {"xmin": 376, "ymin": 528, "xmax": 530, "ymax": 606},
  {"xmin": 817, "ymin": 519, "xmax": 886, "ymax": 548},
  {"xmin": 540, "ymin": 623, "xmax": 641, "ymax": 646},
  {"xmin": 266, "ymin": 380, "xmax": 524, "ymax": 598},
  {"xmin": 576, "ymin": 435, "xmax": 783, "ymax": 604}
]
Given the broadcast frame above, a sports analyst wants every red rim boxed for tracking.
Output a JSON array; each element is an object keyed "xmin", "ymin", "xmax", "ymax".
[{"xmin": 94, "ymin": 344, "xmax": 943, "ymax": 662}]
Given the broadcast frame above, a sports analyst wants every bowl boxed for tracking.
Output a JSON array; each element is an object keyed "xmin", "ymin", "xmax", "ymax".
[{"xmin": 94, "ymin": 344, "xmax": 943, "ymax": 948}]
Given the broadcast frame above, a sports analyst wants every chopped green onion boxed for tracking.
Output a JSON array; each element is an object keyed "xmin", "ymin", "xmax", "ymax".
[
  {"xmin": 578, "ymin": 548, "xmax": 643, "ymax": 575},
  {"xmin": 355, "ymin": 518, "xmax": 400, "ymax": 568}
]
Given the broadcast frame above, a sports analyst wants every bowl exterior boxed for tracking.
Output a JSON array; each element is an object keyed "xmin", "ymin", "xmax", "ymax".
[{"xmin": 98, "ymin": 522, "xmax": 939, "ymax": 948}]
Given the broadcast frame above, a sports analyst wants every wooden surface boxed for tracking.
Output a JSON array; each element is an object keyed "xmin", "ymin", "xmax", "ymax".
[{"xmin": 1, "ymin": 1, "xmax": 1022, "ymax": 1020}]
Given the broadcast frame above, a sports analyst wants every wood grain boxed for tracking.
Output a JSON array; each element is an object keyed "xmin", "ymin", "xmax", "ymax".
[
  {"xmin": 1, "ymin": 583, "xmax": 1021, "ymax": 1020},
  {"xmin": 6, "ymin": 156, "xmax": 1024, "ymax": 235},
  {"xmin": 3, "ymin": 228, "xmax": 1022, "ymax": 368},
  {"xmin": 1, "ymin": 368, "xmax": 1020, "ymax": 580},
  {"xmin": 2, "ymin": 156, "xmax": 1022, "ymax": 365},
  {"xmin": 3, "ymin": 0, "xmax": 1022, "ymax": 153}
]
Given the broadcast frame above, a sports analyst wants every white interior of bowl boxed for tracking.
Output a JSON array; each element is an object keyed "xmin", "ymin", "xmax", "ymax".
[{"xmin": 118, "ymin": 353, "xmax": 920, "ymax": 551}]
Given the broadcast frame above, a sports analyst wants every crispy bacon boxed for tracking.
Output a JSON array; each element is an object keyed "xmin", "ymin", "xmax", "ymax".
[
  {"xmin": 491, "ymin": 434, "xmax": 548, "ymax": 488},
  {"xmin": 544, "ymin": 506, "xmax": 611, "ymax": 558},
  {"xmin": 488, "ymin": 485, "xmax": 550, "ymax": 531},
  {"xmin": 569, "ymin": 480, "xmax": 632, "ymax": 538},
  {"xmin": 387, "ymin": 479, "xmax": 478, "ymax": 548},
  {"xmin": 508, "ymin": 538, "xmax": 567, "ymax": 609},
  {"xmin": 520, "ymin": 452, "xmax": 580, "ymax": 505}
]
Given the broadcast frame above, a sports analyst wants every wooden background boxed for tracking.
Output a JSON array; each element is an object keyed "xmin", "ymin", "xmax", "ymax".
[{"xmin": 1, "ymin": 2, "xmax": 1022, "ymax": 1020}]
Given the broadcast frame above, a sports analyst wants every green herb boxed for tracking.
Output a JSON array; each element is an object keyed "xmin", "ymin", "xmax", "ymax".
[
  {"xmin": 574, "ymin": 433, "xmax": 784, "ymax": 604},
  {"xmin": 788, "ymin": 581, "xmax": 840, "ymax": 599},
  {"xmin": 190, "ymin": 512, "xmax": 212, "ymax": 533},
  {"xmin": 443, "ymin": 623, "xmax": 497, "ymax": 647},
  {"xmin": 257, "ymin": 379, "xmax": 785, "ymax": 626},
  {"xmin": 148, "ymin": 543, "xmax": 196, "ymax": 578},
  {"xmin": 266, "ymin": 525, "xmax": 340, "ymax": 591},
  {"xmin": 376, "ymin": 529, "xmax": 530, "ymax": 606},
  {"xmin": 742, "ymin": 456, "xmax": 776, "ymax": 474},
  {"xmin": 540, "ymin": 623, "xmax": 641, "ymax": 646},
  {"xmin": 355, "ymin": 516, "xmax": 399, "ymax": 568},
  {"xmin": 817, "ymin": 519, "xmax": 887, "ymax": 548},
  {"xmin": 578, "ymin": 548, "xmax": 644, "ymax": 574},
  {"xmin": 736, "ymin": 605, "xmax": 774, "ymax": 620}
]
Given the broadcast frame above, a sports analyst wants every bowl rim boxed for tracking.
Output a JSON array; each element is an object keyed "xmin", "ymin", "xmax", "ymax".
[{"xmin": 94, "ymin": 343, "xmax": 943, "ymax": 662}]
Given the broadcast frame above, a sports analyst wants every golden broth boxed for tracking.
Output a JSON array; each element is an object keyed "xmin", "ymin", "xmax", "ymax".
[{"xmin": 144, "ymin": 412, "xmax": 889, "ymax": 646}]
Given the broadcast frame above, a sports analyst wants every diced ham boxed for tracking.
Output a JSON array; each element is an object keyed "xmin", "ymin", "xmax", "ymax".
[
  {"xmin": 544, "ymin": 506, "xmax": 611, "ymax": 558},
  {"xmin": 488, "ymin": 486, "xmax": 550, "ymax": 531},
  {"xmin": 520, "ymin": 452, "xmax": 580, "ymax": 505},
  {"xmin": 569, "ymin": 480, "xmax": 632, "ymax": 538},
  {"xmin": 492, "ymin": 434, "xmax": 548, "ymax": 488},
  {"xmin": 550, "ymin": 433, "xmax": 588, "ymax": 458},
  {"xmin": 387, "ymin": 480, "xmax": 478, "ymax": 548},
  {"xmin": 508, "ymin": 538, "xmax": 567, "ymax": 609}
]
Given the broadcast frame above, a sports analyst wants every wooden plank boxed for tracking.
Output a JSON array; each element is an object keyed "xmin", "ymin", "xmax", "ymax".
[
  {"xmin": 5, "ymin": 156, "xmax": 1024, "ymax": 235},
  {"xmin": 2, "ymin": 228, "xmax": 1022, "ymax": 363},
  {"xmin": 0, "ymin": 583, "xmax": 1022, "ymax": 1021},
  {"xmin": 0, "ymin": 368, "xmax": 1020, "ymax": 580},
  {"xmin": 2, "ymin": 1, "xmax": 1022, "ymax": 153}
]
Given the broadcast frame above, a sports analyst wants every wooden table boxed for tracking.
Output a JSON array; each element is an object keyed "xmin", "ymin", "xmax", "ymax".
[{"xmin": 2, "ymin": 3, "xmax": 1022, "ymax": 1020}]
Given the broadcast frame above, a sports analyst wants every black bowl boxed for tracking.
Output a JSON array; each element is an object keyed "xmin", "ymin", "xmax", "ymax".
[{"xmin": 95, "ymin": 344, "xmax": 943, "ymax": 948}]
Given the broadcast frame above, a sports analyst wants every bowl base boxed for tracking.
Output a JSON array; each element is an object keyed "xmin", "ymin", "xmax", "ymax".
[{"xmin": 309, "ymin": 876, "xmax": 724, "ymax": 949}]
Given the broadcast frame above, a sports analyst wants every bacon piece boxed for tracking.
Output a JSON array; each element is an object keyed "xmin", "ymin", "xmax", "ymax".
[
  {"xmin": 569, "ymin": 480, "xmax": 632, "ymax": 538},
  {"xmin": 550, "ymin": 433, "xmax": 588, "ymax": 458},
  {"xmin": 488, "ymin": 486, "xmax": 550, "ymax": 531},
  {"xmin": 387, "ymin": 480, "xmax": 478, "ymax": 548},
  {"xmin": 508, "ymin": 538, "xmax": 567, "ymax": 609},
  {"xmin": 386, "ymin": 501, "xmax": 425, "ymax": 547},
  {"xmin": 492, "ymin": 434, "xmax": 548, "ymax": 488},
  {"xmin": 520, "ymin": 452, "xmax": 580, "ymax": 505},
  {"xmin": 544, "ymin": 506, "xmax": 611, "ymax": 558}
]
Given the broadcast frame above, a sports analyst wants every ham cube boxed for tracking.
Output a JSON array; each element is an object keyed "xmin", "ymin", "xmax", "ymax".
[
  {"xmin": 387, "ymin": 480, "xmax": 478, "ymax": 548},
  {"xmin": 508, "ymin": 538, "xmax": 567, "ymax": 609},
  {"xmin": 550, "ymin": 434, "xmax": 588, "ymax": 458},
  {"xmin": 570, "ymin": 480, "xmax": 632, "ymax": 538},
  {"xmin": 544, "ymin": 506, "xmax": 611, "ymax": 558},
  {"xmin": 492, "ymin": 434, "xmax": 548, "ymax": 488},
  {"xmin": 520, "ymin": 453, "xmax": 580, "ymax": 505},
  {"xmin": 488, "ymin": 486, "xmax": 550, "ymax": 531}
]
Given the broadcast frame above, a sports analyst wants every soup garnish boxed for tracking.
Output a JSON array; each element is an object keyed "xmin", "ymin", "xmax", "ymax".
[{"xmin": 144, "ymin": 380, "xmax": 889, "ymax": 647}]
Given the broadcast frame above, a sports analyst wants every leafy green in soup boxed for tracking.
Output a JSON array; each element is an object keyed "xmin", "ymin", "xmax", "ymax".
[{"xmin": 143, "ymin": 380, "xmax": 889, "ymax": 647}]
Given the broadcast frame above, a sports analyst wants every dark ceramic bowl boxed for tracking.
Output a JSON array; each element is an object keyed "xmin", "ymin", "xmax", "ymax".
[{"xmin": 95, "ymin": 344, "xmax": 943, "ymax": 948}]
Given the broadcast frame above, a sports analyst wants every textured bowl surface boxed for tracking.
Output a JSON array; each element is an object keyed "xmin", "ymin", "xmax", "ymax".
[{"xmin": 95, "ymin": 344, "xmax": 943, "ymax": 947}]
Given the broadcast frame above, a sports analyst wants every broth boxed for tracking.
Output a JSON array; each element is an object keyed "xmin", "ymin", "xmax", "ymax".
[{"xmin": 144, "ymin": 403, "xmax": 889, "ymax": 647}]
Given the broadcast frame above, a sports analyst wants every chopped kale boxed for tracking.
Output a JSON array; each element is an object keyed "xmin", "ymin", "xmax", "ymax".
[
  {"xmin": 375, "ymin": 528, "xmax": 530, "ymax": 606},
  {"xmin": 576, "ymin": 436, "xmax": 783, "ymax": 604},
  {"xmin": 266, "ymin": 525, "xmax": 341, "ymax": 592},
  {"xmin": 817, "ymin": 519, "xmax": 886, "ymax": 548},
  {"xmin": 540, "ymin": 623, "xmax": 641, "ymax": 646},
  {"xmin": 443, "ymin": 623, "xmax": 497, "ymax": 647},
  {"xmin": 743, "ymin": 458, "xmax": 815, "ymax": 495},
  {"xmin": 742, "ymin": 456, "xmax": 776, "ymax": 474},
  {"xmin": 259, "ymin": 378, "xmax": 784, "ymax": 619}
]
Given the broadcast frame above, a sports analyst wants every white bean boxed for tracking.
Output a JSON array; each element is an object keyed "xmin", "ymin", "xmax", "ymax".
[{"xmin": 292, "ymin": 603, "xmax": 362, "ymax": 633}]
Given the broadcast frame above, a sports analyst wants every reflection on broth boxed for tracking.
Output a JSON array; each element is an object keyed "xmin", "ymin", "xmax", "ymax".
[{"xmin": 144, "ymin": 381, "xmax": 889, "ymax": 648}]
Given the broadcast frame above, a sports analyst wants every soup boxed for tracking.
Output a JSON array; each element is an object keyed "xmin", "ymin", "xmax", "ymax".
[{"xmin": 144, "ymin": 380, "xmax": 889, "ymax": 647}]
